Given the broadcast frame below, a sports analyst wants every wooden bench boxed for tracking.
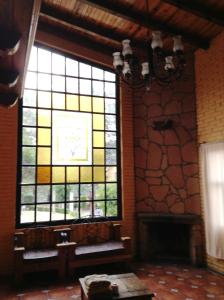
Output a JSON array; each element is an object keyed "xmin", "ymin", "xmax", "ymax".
[
  {"xmin": 14, "ymin": 227, "xmax": 70, "ymax": 284},
  {"xmin": 66, "ymin": 221, "xmax": 132, "ymax": 276}
]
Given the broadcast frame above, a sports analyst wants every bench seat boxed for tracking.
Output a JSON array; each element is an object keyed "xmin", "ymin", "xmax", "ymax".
[{"xmin": 75, "ymin": 241, "xmax": 124, "ymax": 257}]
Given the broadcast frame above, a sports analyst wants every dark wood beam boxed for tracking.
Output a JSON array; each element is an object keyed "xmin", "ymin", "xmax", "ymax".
[
  {"xmin": 40, "ymin": 2, "xmax": 145, "ymax": 50},
  {"xmin": 38, "ymin": 19, "xmax": 115, "ymax": 58},
  {"xmin": 0, "ymin": 27, "xmax": 21, "ymax": 56},
  {"xmin": 161, "ymin": 0, "xmax": 224, "ymax": 27},
  {"xmin": 81, "ymin": 0, "xmax": 210, "ymax": 49}
]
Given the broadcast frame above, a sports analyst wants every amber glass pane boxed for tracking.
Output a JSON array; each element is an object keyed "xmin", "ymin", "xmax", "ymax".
[
  {"xmin": 37, "ymin": 166, "xmax": 51, "ymax": 183},
  {"xmin": 93, "ymin": 97, "xmax": 104, "ymax": 113},
  {"xmin": 52, "ymin": 166, "xmax": 65, "ymax": 183},
  {"xmin": 66, "ymin": 166, "xmax": 79, "ymax": 182},
  {"xmin": 52, "ymin": 93, "xmax": 65, "ymax": 109},
  {"xmin": 93, "ymin": 149, "xmax": 104, "ymax": 165},
  {"xmin": 93, "ymin": 114, "xmax": 104, "ymax": 130},
  {"xmin": 38, "ymin": 91, "xmax": 51, "ymax": 108},
  {"xmin": 66, "ymin": 94, "xmax": 79, "ymax": 110},
  {"xmin": 93, "ymin": 131, "xmax": 104, "ymax": 148},
  {"xmin": 38, "ymin": 128, "xmax": 51, "ymax": 145},
  {"xmin": 80, "ymin": 166, "xmax": 92, "ymax": 182},
  {"xmin": 38, "ymin": 109, "xmax": 51, "ymax": 127},
  {"xmin": 94, "ymin": 167, "xmax": 105, "ymax": 182},
  {"xmin": 37, "ymin": 147, "xmax": 51, "ymax": 165},
  {"xmin": 80, "ymin": 96, "xmax": 92, "ymax": 112}
]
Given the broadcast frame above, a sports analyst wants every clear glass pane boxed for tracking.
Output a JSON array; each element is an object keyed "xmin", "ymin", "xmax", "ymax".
[
  {"xmin": 37, "ymin": 185, "xmax": 50, "ymax": 203},
  {"xmin": 80, "ymin": 96, "xmax": 91, "ymax": 111},
  {"xmin": 104, "ymin": 71, "xmax": 116, "ymax": 82},
  {"xmin": 22, "ymin": 167, "xmax": 35, "ymax": 184},
  {"xmin": 93, "ymin": 131, "xmax": 104, "ymax": 148},
  {"xmin": 52, "ymin": 203, "xmax": 65, "ymax": 220},
  {"xmin": 52, "ymin": 75, "xmax": 65, "ymax": 92},
  {"xmin": 52, "ymin": 167, "xmax": 65, "ymax": 183},
  {"xmin": 93, "ymin": 97, "xmax": 104, "ymax": 113},
  {"xmin": 80, "ymin": 184, "xmax": 92, "ymax": 200},
  {"xmin": 23, "ymin": 89, "xmax": 36, "ymax": 107},
  {"xmin": 28, "ymin": 46, "xmax": 37, "ymax": 71},
  {"xmin": 93, "ymin": 149, "xmax": 104, "ymax": 165},
  {"xmin": 79, "ymin": 63, "xmax": 91, "ymax": 78},
  {"xmin": 106, "ymin": 201, "xmax": 117, "ymax": 217},
  {"xmin": 66, "ymin": 184, "xmax": 79, "ymax": 201},
  {"xmin": 66, "ymin": 167, "xmax": 79, "ymax": 183},
  {"xmin": 38, "ymin": 48, "xmax": 51, "ymax": 73},
  {"xmin": 92, "ymin": 81, "xmax": 104, "ymax": 96},
  {"xmin": 66, "ymin": 202, "xmax": 79, "ymax": 220},
  {"xmin": 93, "ymin": 167, "xmax": 105, "ymax": 182},
  {"xmin": 38, "ymin": 128, "xmax": 51, "ymax": 146},
  {"xmin": 22, "ymin": 147, "xmax": 36, "ymax": 165},
  {"xmin": 106, "ymin": 149, "xmax": 117, "ymax": 165},
  {"xmin": 106, "ymin": 166, "xmax": 117, "ymax": 182},
  {"xmin": 66, "ymin": 77, "xmax": 78, "ymax": 93},
  {"xmin": 22, "ymin": 127, "xmax": 36, "ymax": 145},
  {"xmin": 66, "ymin": 94, "xmax": 79, "ymax": 110},
  {"xmin": 37, "ymin": 166, "xmax": 51, "ymax": 184},
  {"xmin": 36, "ymin": 204, "xmax": 50, "ymax": 222},
  {"xmin": 94, "ymin": 201, "xmax": 105, "ymax": 217},
  {"xmin": 38, "ymin": 109, "xmax": 51, "ymax": 127},
  {"xmin": 21, "ymin": 186, "xmax": 35, "ymax": 204},
  {"xmin": 106, "ymin": 132, "xmax": 116, "ymax": 148},
  {"xmin": 37, "ymin": 147, "xmax": 51, "ymax": 165},
  {"xmin": 52, "ymin": 53, "xmax": 65, "ymax": 75},
  {"xmin": 80, "ymin": 79, "xmax": 91, "ymax": 95},
  {"xmin": 92, "ymin": 67, "xmax": 103, "ymax": 80},
  {"xmin": 80, "ymin": 166, "xmax": 92, "ymax": 182},
  {"xmin": 38, "ymin": 91, "xmax": 51, "ymax": 108},
  {"xmin": 93, "ymin": 114, "xmax": 104, "ymax": 130},
  {"xmin": 105, "ymin": 82, "xmax": 115, "ymax": 97},
  {"xmin": 105, "ymin": 115, "xmax": 116, "ymax": 131},
  {"xmin": 94, "ymin": 184, "xmax": 105, "ymax": 200},
  {"xmin": 23, "ymin": 108, "xmax": 36, "ymax": 126},
  {"xmin": 25, "ymin": 71, "xmax": 37, "ymax": 89},
  {"xmin": 52, "ymin": 185, "xmax": 65, "ymax": 202},
  {"xmin": 80, "ymin": 202, "xmax": 92, "ymax": 218},
  {"xmin": 106, "ymin": 183, "xmax": 117, "ymax": 199},
  {"xmin": 105, "ymin": 98, "xmax": 116, "ymax": 114},
  {"xmin": 52, "ymin": 93, "xmax": 65, "ymax": 109},
  {"xmin": 38, "ymin": 73, "xmax": 51, "ymax": 91},
  {"xmin": 21, "ymin": 205, "xmax": 35, "ymax": 223},
  {"xmin": 66, "ymin": 58, "xmax": 78, "ymax": 76}
]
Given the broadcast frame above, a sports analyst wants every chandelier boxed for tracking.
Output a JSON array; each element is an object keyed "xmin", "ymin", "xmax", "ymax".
[{"xmin": 112, "ymin": 1, "xmax": 186, "ymax": 91}]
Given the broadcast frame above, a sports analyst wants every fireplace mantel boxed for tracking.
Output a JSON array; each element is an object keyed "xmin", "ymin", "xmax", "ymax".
[{"xmin": 137, "ymin": 213, "xmax": 201, "ymax": 224}]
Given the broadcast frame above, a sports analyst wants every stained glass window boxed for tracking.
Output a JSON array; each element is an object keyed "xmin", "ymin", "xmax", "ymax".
[{"xmin": 17, "ymin": 45, "xmax": 120, "ymax": 226}]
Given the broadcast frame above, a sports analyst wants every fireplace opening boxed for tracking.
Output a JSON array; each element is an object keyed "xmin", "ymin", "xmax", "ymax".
[{"xmin": 147, "ymin": 222, "xmax": 190, "ymax": 263}]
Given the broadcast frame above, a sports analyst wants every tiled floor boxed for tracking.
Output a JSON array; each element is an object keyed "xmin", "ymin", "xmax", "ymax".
[{"xmin": 1, "ymin": 263, "xmax": 224, "ymax": 300}]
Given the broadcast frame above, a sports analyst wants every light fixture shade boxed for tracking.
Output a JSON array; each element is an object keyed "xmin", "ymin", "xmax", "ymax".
[
  {"xmin": 113, "ymin": 52, "xmax": 123, "ymax": 68},
  {"xmin": 122, "ymin": 39, "xmax": 133, "ymax": 57},
  {"xmin": 141, "ymin": 62, "xmax": 149, "ymax": 76},
  {"xmin": 173, "ymin": 35, "xmax": 184, "ymax": 52},
  {"xmin": 151, "ymin": 31, "xmax": 163, "ymax": 50},
  {"xmin": 164, "ymin": 56, "xmax": 175, "ymax": 71},
  {"xmin": 122, "ymin": 61, "xmax": 131, "ymax": 76}
]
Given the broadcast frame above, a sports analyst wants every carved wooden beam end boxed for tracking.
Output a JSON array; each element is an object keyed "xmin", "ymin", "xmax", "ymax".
[{"xmin": 0, "ymin": 92, "xmax": 19, "ymax": 108}]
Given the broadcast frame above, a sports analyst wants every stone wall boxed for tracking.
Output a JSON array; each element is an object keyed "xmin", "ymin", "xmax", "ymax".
[{"xmin": 134, "ymin": 54, "xmax": 201, "ymax": 216}]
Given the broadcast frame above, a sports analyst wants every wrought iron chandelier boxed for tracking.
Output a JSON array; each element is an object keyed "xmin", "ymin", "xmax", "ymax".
[{"xmin": 112, "ymin": 1, "xmax": 186, "ymax": 90}]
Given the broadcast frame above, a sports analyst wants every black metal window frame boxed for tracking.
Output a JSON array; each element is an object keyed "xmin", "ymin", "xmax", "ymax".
[{"xmin": 16, "ymin": 43, "xmax": 121, "ymax": 228}]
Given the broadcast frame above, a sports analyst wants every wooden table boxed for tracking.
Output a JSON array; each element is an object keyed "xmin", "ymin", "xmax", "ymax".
[{"xmin": 79, "ymin": 273, "xmax": 154, "ymax": 300}]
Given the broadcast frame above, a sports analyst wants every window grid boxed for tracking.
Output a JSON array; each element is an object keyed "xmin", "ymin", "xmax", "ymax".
[{"xmin": 17, "ymin": 45, "xmax": 121, "ymax": 227}]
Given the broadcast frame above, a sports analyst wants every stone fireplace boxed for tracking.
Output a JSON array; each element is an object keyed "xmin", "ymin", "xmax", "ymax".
[{"xmin": 137, "ymin": 213, "xmax": 203, "ymax": 265}]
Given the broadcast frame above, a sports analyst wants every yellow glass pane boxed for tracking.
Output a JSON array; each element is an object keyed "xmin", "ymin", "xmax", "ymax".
[
  {"xmin": 93, "ymin": 97, "xmax": 104, "ymax": 113},
  {"xmin": 80, "ymin": 96, "xmax": 91, "ymax": 112},
  {"xmin": 66, "ymin": 94, "xmax": 79, "ymax": 110},
  {"xmin": 38, "ymin": 128, "xmax": 51, "ymax": 145},
  {"xmin": 37, "ymin": 147, "xmax": 51, "ymax": 165},
  {"xmin": 38, "ymin": 109, "xmax": 51, "ymax": 127},
  {"xmin": 38, "ymin": 91, "xmax": 51, "ymax": 108},
  {"xmin": 52, "ymin": 166, "xmax": 65, "ymax": 183},
  {"xmin": 93, "ymin": 114, "xmax": 104, "ymax": 130},
  {"xmin": 94, "ymin": 167, "xmax": 105, "ymax": 182},
  {"xmin": 52, "ymin": 93, "xmax": 65, "ymax": 109},
  {"xmin": 93, "ymin": 149, "xmax": 104, "ymax": 165},
  {"xmin": 66, "ymin": 166, "xmax": 79, "ymax": 182},
  {"xmin": 80, "ymin": 166, "xmax": 92, "ymax": 182},
  {"xmin": 37, "ymin": 166, "xmax": 51, "ymax": 183},
  {"xmin": 93, "ymin": 131, "xmax": 104, "ymax": 147}
]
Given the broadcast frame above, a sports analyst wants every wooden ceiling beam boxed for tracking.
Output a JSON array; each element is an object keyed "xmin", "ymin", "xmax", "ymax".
[
  {"xmin": 81, "ymin": 0, "xmax": 210, "ymax": 49},
  {"xmin": 161, "ymin": 0, "xmax": 224, "ymax": 27},
  {"xmin": 40, "ymin": 3, "xmax": 145, "ymax": 50}
]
